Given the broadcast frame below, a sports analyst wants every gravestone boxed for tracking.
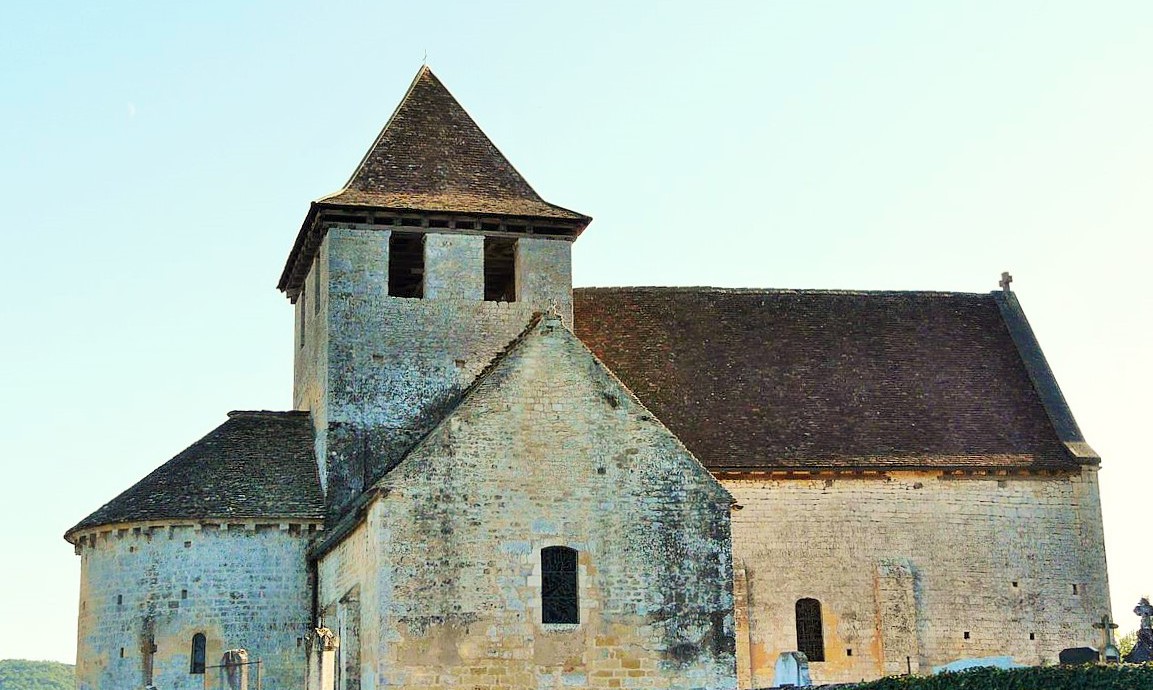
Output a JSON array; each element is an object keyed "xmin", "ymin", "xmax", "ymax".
[
  {"xmin": 1058, "ymin": 646, "xmax": 1099, "ymax": 665},
  {"xmin": 932, "ymin": 655, "xmax": 1023, "ymax": 674},
  {"xmin": 222, "ymin": 648, "xmax": 249, "ymax": 690},
  {"xmin": 772, "ymin": 651, "xmax": 811, "ymax": 687},
  {"xmin": 1125, "ymin": 597, "xmax": 1153, "ymax": 663}
]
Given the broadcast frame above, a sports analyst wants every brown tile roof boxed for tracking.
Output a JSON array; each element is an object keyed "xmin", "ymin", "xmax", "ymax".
[
  {"xmin": 279, "ymin": 66, "xmax": 589, "ymax": 296},
  {"xmin": 573, "ymin": 287, "xmax": 1096, "ymax": 472},
  {"xmin": 65, "ymin": 411, "xmax": 324, "ymax": 540},
  {"xmin": 315, "ymin": 189, "xmax": 583, "ymax": 220},
  {"xmin": 322, "ymin": 66, "xmax": 588, "ymax": 222}
]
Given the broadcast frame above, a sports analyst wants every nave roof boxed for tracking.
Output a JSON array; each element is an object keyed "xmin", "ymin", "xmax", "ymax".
[{"xmin": 573, "ymin": 287, "xmax": 1096, "ymax": 472}]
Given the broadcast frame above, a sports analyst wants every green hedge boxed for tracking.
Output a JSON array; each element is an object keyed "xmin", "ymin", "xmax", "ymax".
[{"xmin": 852, "ymin": 664, "xmax": 1153, "ymax": 690}]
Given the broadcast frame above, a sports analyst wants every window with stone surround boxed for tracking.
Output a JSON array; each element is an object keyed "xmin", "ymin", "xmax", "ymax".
[
  {"xmin": 190, "ymin": 633, "xmax": 206, "ymax": 674},
  {"xmin": 541, "ymin": 546, "xmax": 579, "ymax": 624},
  {"xmin": 388, "ymin": 232, "xmax": 424, "ymax": 298},
  {"xmin": 795, "ymin": 598, "xmax": 825, "ymax": 661},
  {"xmin": 484, "ymin": 236, "xmax": 516, "ymax": 302}
]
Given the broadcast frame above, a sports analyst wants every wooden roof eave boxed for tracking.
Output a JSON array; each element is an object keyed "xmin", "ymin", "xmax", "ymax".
[{"xmin": 278, "ymin": 200, "xmax": 590, "ymax": 300}]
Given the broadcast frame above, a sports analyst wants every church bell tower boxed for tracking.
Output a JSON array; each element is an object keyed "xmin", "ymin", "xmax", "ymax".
[{"xmin": 277, "ymin": 67, "xmax": 591, "ymax": 519}]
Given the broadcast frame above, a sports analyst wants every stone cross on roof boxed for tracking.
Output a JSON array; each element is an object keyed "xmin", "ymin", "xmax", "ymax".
[
  {"xmin": 999, "ymin": 272, "xmax": 1013, "ymax": 292},
  {"xmin": 1136, "ymin": 598, "xmax": 1153, "ymax": 630}
]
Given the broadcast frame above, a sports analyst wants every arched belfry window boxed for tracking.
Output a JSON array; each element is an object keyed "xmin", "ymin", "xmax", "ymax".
[
  {"xmin": 795, "ymin": 598, "xmax": 825, "ymax": 662},
  {"xmin": 541, "ymin": 546, "xmax": 579, "ymax": 624},
  {"xmin": 190, "ymin": 633, "xmax": 206, "ymax": 674}
]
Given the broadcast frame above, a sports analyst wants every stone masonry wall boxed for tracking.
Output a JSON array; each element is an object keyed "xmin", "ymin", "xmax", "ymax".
[
  {"xmin": 295, "ymin": 240, "xmax": 330, "ymax": 492},
  {"xmin": 315, "ymin": 317, "xmax": 737, "ymax": 690},
  {"xmin": 307, "ymin": 226, "xmax": 574, "ymax": 518},
  {"xmin": 74, "ymin": 521, "xmax": 319, "ymax": 690},
  {"xmin": 724, "ymin": 468, "xmax": 1110, "ymax": 686}
]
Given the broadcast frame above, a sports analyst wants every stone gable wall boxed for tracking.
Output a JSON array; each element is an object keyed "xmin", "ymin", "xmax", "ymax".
[
  {"xmin": 300, "ymin": 226, "xmax": 573, "ymax": 518},
  {"xmin": 315, "ymin": 319, "xmax": 737, "ymax": 690},
  {"xmin": 725, "ymin": 468, "xmax": 1109, "ymax": 686},
  {"xmin": 74, "ymin": 521, "xmax": 318, "ymax": 690}
]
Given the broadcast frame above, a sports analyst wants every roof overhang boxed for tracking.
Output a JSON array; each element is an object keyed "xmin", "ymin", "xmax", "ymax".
[{"xmin": 278, "ymin": 201, "xmax": 590, "ymax": 300}]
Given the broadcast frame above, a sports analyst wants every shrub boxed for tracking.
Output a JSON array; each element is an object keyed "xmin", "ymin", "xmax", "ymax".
[{"xmin": 852, "ymin": 663, "xmax": 1153, "ymax": 690}]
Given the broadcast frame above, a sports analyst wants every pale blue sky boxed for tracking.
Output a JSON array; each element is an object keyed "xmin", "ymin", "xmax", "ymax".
[{"xmin": 1, "ymin": 1, "xmax": 1150, "ymax": 663}]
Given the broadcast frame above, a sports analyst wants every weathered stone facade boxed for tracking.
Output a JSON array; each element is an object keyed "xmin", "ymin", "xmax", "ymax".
[
  {"xmin": 72, "ymin": 520, "xmax": 321, "ymax": 690},
  {"xmin": 726, "ymin": 469, "xmax": 1110, "ymax": 685},
  {"xmin": 313, "ymin": 317, "xmax": 736, "ymax": 690},
  {"xmin": 294, "ymin": 226, "xmax": 574, "ymax": 519}
]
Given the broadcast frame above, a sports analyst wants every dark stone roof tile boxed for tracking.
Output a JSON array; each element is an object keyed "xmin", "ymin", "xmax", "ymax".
[
  {"xmin": 573, "ymin": 287, "xmax": 1093, "ymax": 471},
  {"xmin": 279, "ymin": 67, "xmax": 589, "ymax": 295},
  {"xmin": 66, "ymin": 411, "xmax": 323, "ymax": 539},
  {"xmin": 329, "ymin": 67, "xmax": 584, "ymax": 221}
]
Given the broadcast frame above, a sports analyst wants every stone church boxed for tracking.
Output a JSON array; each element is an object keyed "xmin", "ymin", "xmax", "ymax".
[{"xmin": 66, "ymin": 67, "xmax": 1110, "ymax": 689}]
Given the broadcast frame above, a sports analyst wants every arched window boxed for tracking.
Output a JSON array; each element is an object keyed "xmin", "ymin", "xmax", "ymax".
[
  {"xmin": 795, "ymin": 598, "xmax": 825, "ymax": 662},
  {"xmin": 541, "ymin": 546, "xmax": 579, "ymax": 624},
  {"xmin": 190, "ymin": 633, "xmax": 206, "ymax": 674}
]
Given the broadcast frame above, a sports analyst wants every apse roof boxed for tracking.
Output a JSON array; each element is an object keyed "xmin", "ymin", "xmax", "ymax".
[
  {"xmin": 66, "ymin": 411, "xmax": 324, "ymax": 540},
  {"xmin": 573, "ymin": 287, "xmax": 1096, "ymax": 472}
]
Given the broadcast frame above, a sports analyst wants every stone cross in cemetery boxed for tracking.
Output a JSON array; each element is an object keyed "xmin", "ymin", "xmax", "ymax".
[
  {"xmin": 1125, "ymin": 598, "xmax": 1153, "ymax": 663},
  {"xmin": 1092, "ymin": 614, "xmax": 1120, "ymax": 662},
  {"xmin": 1137, "ymin": 598, "xmax": 1153, "ymax": 629}
]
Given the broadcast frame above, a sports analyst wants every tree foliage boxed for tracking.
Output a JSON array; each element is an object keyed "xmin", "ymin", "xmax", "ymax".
[
  {"xmin": 852, "ymin": 664, "xmax": 1153, "ymax": 690},
  {"xmin": 0, "ymin": 659, "xmax": 75, "ymax": 690},
  {"xmin": 1119, "ymin": 630, "xmax": 1138, "ymax": 659}
]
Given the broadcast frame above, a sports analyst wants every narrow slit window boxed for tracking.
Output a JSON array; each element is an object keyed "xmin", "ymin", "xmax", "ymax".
[
  {"xmin": 312, "ymin": 261, "xmax": 321, "ymax": 315},
  {"xmin": 299, "ymin": 291, "xmax": 307, "ymax": 349},
  {"xmin": 541, "ymin": 546, "xmax": 579, "ymax": 624},
  {"xmin": 190, "ymin": 633, "xmax": 206, "ymax": 674},
  {"xmin": 484, "ymin": 237, "xmax": 517, "ymax": 302},
  {"xmin": 389, "ymin": 232, "xmax": 424, "ymax": 298},
  {"xmin": 795, "ymin": 598, "xmax": 825, "ymax": 662}
]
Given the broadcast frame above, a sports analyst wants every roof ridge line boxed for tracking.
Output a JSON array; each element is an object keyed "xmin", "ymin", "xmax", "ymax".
[
  {"xmin": 574, "ymin": 285, "xmax": 992, "ymax": 297},
  {"xmin": 339, "ymin": 65, "xmax": 434, "ymax": 192},
  {"xmin": 992, "ymin": 291, "xmax": 1099, "ymax": 462},
  {"xmin": 227, "ymin": 409, "xmax": 308, "ymax": 418},
  {"xmin": 388, "ymin": 312, "xmax": 547, "ymax": 460},
  {"xmin": 314, "ymin": 313, "xmax": 550, "ymax": 556}
]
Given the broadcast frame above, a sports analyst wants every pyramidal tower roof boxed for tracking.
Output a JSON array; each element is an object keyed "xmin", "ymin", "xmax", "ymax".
[
  {"xmin": 279, "ymin": 67, "xmax": 589, "ymax": 295},
  {"xmin": 324, "ymin": 66, "xmax": 585, "ymax": 219}
]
